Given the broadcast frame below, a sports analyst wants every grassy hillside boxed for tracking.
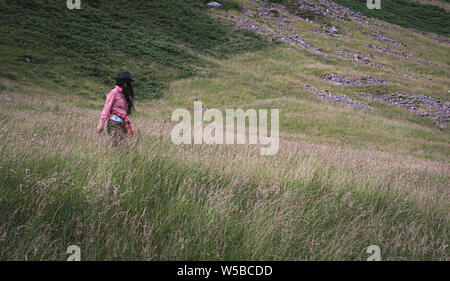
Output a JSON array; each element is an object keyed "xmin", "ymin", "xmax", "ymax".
[
  {"xmin": 332, "ymin": 0, "xmax": 450, "ymax": 36},
  {"xmin": 0, "ymin": 0, "xmax": 449, "ymax": 260},
  {"xmin": 270, "ymin": 0, "xmax": 450, "ymax": 36},
  {"xmin": 0, "ymin": 0, "xmax": 268, "ymax": 99}
]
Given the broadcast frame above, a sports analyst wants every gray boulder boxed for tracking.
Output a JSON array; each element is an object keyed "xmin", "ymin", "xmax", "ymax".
[
  {"xmin": 329, "ymin": 26, "xmax": 339, "ymax": 33},
  {"xmin": 207, "ymin": 1, "xmax": 222, "ymax": 8}
]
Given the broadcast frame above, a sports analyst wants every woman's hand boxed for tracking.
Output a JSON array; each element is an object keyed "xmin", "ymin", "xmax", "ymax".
[{"xmin": 96, "ymin": 125, "xmax": 103, "ymax": 134}]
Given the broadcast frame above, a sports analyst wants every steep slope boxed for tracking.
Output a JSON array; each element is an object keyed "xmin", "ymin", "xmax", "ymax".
[
  {"xmin": 0, "ymin": 0, "xmax": 449, "ymax": 260},
  {"xmin": 332, "ymin": 0, "xmax": 450, "ymax": 36},
  {"xmin": 0, "ymin": 0, "xmax": 268, "ymax": 99},
  {"xmin": 208, "ymin": 0, "xmax": 449, "ymax": 128}
]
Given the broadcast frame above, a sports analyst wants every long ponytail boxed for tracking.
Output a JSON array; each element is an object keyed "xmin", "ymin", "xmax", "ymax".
[{"xmin": 116, "ymin": 79, "xmax": 135, "ymax": 115}]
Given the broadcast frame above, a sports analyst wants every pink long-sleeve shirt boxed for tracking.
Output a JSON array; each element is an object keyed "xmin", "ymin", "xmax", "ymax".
[{"xmin": 99, "ymin": 86, "xmax": 129, "ymax": 128}]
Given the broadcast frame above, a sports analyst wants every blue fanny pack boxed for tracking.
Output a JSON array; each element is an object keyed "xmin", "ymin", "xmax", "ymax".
[{"xmin": 110, "ymin": 115, "xmax": 124, "ymax": 123}]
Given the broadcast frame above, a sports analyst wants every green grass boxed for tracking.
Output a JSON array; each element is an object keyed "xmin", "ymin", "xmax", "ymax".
[
  {"xmin": 0, "ymin": 0, "xmax": 268, "ymax": 99},
  {"xmin": 270, "ymin": 0, "xmax": 450, "ymax": 36},
  {"xmin": 331, "ymin": 0, "xmax": 450, "ymax": 36},
  {"xmin": 0, "ymin": 0, "xmax": 449, "ymax": 261},
  {"xmin": 0, "ymin": 95, "xmax": 448, "ymax": 260}
]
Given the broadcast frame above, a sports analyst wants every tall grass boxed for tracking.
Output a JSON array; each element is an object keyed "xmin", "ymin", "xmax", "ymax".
[
  {"xmin": 0, "ymin": 0, "xmax": 449, "ymax": 261},
  {"xmin": 0, "ymin": 89, "xmax": 448, "ymax": 260}
]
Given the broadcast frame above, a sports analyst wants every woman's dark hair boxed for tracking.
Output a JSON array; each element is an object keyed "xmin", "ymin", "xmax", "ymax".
[{"xmin": 115, "ymin": 74, "xmax": 135, "ymax": 115}]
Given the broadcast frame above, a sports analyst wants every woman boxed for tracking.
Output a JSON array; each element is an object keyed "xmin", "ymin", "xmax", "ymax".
[{"xmin": 96, "ymin": 71, "xmax": 135, "ymax": 146}]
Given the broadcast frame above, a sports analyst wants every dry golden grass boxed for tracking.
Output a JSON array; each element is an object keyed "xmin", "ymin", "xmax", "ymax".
[
  {"xmin": 1, "ymin": 0, "xmax": 449, "ymax": 261},
  {"xmin": 0, "ymin": 85, "xmax": 448, "ymax": 260}
]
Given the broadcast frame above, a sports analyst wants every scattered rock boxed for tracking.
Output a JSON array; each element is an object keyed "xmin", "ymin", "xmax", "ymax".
[
  {"xmin": 295, "ymin": 0, "xmax": 353, "ymax": 21},
  {"xmin": 329, "ymin": 26, "xmax": 339, "ymax": 33},
  {"xmin": 368, "ymin": 45, "xmax": 412, "ymax": 59},
  {"xmin": 284, "ymin": 0, "xmax": 405, "ymax": 47},
  {"xmin": 334, "ymin": 51, "xmax": 386, "ymax": 69},
  {"xmin": 321, "ymin": 73, "xmax": 387, "ymax": 86},
  {"xmin": 403, "ymin": 73, "xmax": 414, "ymax": 79},
  {"xmin": 207, "ymin": 1, "xmax": 222, "ymax": 8},
  {"xmin": 300, "ymin": 84, "xmax": 370, "ymax": 109},
  {"xmin": 358, "ymin": 92, "xmax": 449, "ymax": 127},
  {"xmin": 216, "ymin": 0, "xmax": 327, "ymax": 56},
  {"xmin": 217, "ymin": 0, "xmax": 397, "ymax": 69},
  {"xmin": 193, "ymin": 99, "xmax": 211, "ymax": 111},
  {"xmin": 309, "ymin": 28, "xmax": 345, "ymax": 39},
  {"xmin": 365, "ymin": 29, "xmax": 403, "ymax": 47},
  {"xmin": 216, "ymin": 0, "xmax": 432, "ymax": 70},
  {"xmin": 357, "ymin": 92, "xmax": 377, "ymax": 101},
  {"xmin": 23, "ymin": 56, "xmax": 37, "ymax": 64}
]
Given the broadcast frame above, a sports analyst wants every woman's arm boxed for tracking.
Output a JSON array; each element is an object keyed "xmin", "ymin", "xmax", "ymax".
[{"xmin": 96, "ymin": 92, "xmax": 115, "ymax": 133}]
